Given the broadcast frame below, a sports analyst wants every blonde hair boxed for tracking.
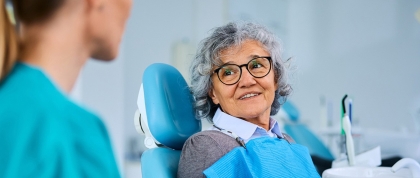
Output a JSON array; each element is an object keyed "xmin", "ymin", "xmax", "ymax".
[{"xmin": 0, "ymin": 0, "xmax": 18, "ymax": 81}]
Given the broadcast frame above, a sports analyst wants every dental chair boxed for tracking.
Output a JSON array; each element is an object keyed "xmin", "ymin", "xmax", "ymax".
[
  {"xmin": 280, "ymin": 101, "xmax": 335, "ymax": 174},
  {"xmin": 281, "ymin": 101, "xmax": 335, "ymax": 160},
  {"xmin": 134, "ymin": 63, "xmax": 201, "ymax": 178}
]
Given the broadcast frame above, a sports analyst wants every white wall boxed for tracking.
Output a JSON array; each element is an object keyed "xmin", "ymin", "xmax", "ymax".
[{"xmin": 286, "ymin": 1, "xmax": 420, "ymax": 131}]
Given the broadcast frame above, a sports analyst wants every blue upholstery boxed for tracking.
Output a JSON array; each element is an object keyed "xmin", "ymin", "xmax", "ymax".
[
  {"xmin": 141, "ymin": 148, "xmax": 181, "ymax": 178},
  {"xmin": 283, "ymin": 123, "xmax": 334, "ymax": 160},
  {"xmin": 140, "ymin": 63, "xmax": 201, "ymax": 178},
  {"xmin": 281, "ymin": 101, "xmax": 300, "ymax": 122},
  {"xmin": 282, "ymin": 101, "xmax": 334, "ymax": 161}
]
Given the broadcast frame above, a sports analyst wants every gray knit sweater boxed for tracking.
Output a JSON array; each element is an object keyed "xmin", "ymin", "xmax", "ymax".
[{"xmin": 177, "ymin": 130, "xmax": 239, "ymax": 178}]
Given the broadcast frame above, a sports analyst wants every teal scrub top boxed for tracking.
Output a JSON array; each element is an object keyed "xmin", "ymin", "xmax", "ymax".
[{"xmin": 0, "ymin": 62, "xmax": 120, "ymax": 177}]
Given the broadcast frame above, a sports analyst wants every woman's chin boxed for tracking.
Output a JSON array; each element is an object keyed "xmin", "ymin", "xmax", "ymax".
[{"xmin": 238, "ymin": 108, "xmax": 270, "ymax": 120}]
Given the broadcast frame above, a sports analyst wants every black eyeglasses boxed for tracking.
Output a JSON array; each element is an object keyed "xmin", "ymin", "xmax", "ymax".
[{"xmin": 213, "ymin": 57, "xmax": 272, "ymax": 85}]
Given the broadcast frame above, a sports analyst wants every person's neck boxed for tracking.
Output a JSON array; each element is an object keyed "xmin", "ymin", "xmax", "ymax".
[
  {"xmin": 240, "ymin": 110, "xmax": 272, "ymax": 131},
  {"xmin": 250, "ymin": 118, "xmax": 270, "ymax": 131},
  {"xmin": 19, "ymin": 10, "xmax": 89, "ymax": 93}
]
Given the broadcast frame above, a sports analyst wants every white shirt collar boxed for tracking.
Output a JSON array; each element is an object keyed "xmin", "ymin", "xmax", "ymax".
[{"xmin": 211, "ymin": 108, "xmax": 284, "ymax": 142}]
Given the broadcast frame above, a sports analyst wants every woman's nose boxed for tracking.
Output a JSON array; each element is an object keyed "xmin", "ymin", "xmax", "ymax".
[{"xmin": 238, "ymin": 68, "xmax": 256, "ymax": 87}]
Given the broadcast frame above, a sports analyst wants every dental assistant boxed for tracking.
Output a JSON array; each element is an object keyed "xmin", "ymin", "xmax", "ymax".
[
  {"xmin": 178, "ymin": 22, "xmax": 319, "ymax": 177},
  {"xmin": 0, "ymin": 0, "xmax": 131, "ymax": 177}
]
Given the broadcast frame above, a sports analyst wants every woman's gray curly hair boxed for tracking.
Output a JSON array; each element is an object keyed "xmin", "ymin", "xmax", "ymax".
[{"xmin": 189, "ymin": 22, "xmax": 291, "ymax": 123}]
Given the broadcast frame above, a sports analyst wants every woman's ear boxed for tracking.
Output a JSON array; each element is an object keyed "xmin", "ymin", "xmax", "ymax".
[
  {"xmin": 208, "ymin": 89, "xmax": 219, "ymax": 105},
  {"xmin": 275, "ymin": 80, "xmax": 279, "ymax": 90}
]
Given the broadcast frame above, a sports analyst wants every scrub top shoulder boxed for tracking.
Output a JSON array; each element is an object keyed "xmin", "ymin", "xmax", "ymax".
[{"xmin": 0, "ymin": 62, "xmax": 120, "ymax": 178}]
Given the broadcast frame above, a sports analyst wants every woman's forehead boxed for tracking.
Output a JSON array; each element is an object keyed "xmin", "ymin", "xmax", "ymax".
[{"xmin": 217, "ymin": 41, "xmax": 269, "ymax": 63}]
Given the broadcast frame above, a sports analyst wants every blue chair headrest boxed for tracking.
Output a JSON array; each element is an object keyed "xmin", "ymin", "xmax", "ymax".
[
  {"xmin": 141, "ymin": 63, "xmax": 201, "ymax": 150},
  {"xmin": 282, "ymin": 101, "xmax": 300, "ymax": 122}
]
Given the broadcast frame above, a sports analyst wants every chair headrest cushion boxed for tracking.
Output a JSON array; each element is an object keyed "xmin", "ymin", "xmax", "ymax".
[
  {"xmin": 282, "ymin": 101, "xmax": 300, "ymax": 122},
  {"xmin": 142, "ymin": 63, "xmax": 201, "ymax": 150}
]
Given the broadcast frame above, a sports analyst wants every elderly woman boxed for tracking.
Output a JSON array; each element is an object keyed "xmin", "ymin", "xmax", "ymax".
[{"xmin": 177, "ymin": 22, "xmax": 319, "ymax": 178}]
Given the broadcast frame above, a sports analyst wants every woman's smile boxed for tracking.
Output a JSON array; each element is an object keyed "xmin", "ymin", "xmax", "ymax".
[{"xmin": 238, "ymin": 92, "xmax": 261, "ymax": 100}]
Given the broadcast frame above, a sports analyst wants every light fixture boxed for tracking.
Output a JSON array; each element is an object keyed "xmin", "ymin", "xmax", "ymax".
[{"xmin": 416, "ymin": 8, "xmax": 420, "ymax": 23}]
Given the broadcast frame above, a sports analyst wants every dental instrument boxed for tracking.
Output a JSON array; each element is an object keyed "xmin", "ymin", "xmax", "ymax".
[
  {"xmin": 341, "ymin": 94, "xmax": 347, "ymax": 135},
  {"xmin": 341, "ymin": 94, "xmax": 355, "ymax": 166},
  {"xmin": 338, "ymin": 95, "xmax": 348, "ymax": 162},
  {"xmin": 349, "ymin": 99, "xmax": 352, "ymax": 123},
  {"xmin": 343, "ymin": 115, "xmax": 355, "ymax": 166}
]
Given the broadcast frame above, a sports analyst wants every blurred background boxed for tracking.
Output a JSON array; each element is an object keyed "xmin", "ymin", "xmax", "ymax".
[{"xmin": 69, "ymin": 0, "xmax": 420, "ymax": 177}]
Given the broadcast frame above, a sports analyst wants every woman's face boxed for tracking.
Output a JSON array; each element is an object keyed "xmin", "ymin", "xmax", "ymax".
[
  {"xmin": 89, "ymin": 0, "xmax": 132, "ymax": 60},
  {"xmin": 209, "ymin": 40, "xmax": 278, "ymax": 125}
]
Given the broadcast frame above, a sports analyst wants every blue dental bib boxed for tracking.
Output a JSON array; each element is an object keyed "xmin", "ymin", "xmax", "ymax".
[{"xmin": 203, "ymin": 136, "xmax": 320, "ymax": 178}]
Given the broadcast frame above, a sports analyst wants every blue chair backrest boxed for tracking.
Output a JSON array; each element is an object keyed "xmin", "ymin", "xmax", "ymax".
[{"xmin": 140, "ymin": 63, "xmax": 201, "ymax": 178}]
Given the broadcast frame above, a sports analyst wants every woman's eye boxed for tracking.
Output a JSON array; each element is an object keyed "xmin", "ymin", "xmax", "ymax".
[
  {"xmin": 251, "ymin": 61, "xmax": 263, "ymax": 69},
  {"xmin": 224, "ymin": 69, "xmax": 234, "ymax": 76}
]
